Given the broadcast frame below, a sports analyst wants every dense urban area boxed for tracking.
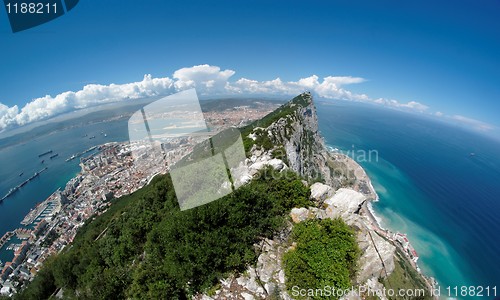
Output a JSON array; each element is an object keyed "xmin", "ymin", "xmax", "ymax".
[{"xmin": 0, "ymin": 103, "xmax": 277, "ymax": 296}]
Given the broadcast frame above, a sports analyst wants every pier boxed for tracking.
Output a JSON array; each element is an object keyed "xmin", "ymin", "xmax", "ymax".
[
  {"xmin": 0, "ymin": 232, "xmax": 14, "ymax": 249},
  {"xmin": 66, "ymin": 146, "xmax": 98, "ymax": 162},
  {"xmin": 0, "ymin": 167, "xmax": 48, "ymax": 203},
  {"xmin": 20, "ymin": 189, "xmax": 62, "ymax": 226}
]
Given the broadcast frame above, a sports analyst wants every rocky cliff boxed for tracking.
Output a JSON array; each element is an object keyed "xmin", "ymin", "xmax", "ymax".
[
  {"xmin": 198, "ymin": 93, "xmax": 432, "ymax": 300},
  {"xmin": 242, "ymin": 92, "xmax": 354, "ymax": 190}
]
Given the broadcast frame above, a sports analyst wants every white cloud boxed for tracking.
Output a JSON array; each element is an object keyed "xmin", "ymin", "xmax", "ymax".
[
  {"xmin": 451, "ymin": 115, "xmax": 494, "ymax": 131},
  {"xmin": 435, "ymin": 111, "xmax": 444, "ymax": 117},
  {"xmin": 228, "ymin": 74, "xmax": 369, "ymax": 102},
  {"xmin": 401, "ymin": 101, "xmax": 429, "ymax": 112},
  {"xmin": 370, "ymin": 98, "xmax": 428, "ymax": 112},
  {"xmin": 0, "ymin": 103, "xmax": 20, "ymax": 129},
  {"xmin": 173, "ymin": 64, "xmax": 235, "ymax": 92},
  {"xmin": 0, "ymin": 64, "xmax": 460, "ymax": 132},
  {"xmin": 0, "ymin": 75, "xmax": 175, "ymax": 131}
]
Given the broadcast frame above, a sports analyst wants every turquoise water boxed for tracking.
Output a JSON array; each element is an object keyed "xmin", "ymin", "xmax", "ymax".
[{"xmin": 317, "ymin": 101, "xmax": 500, "ymax": 296}]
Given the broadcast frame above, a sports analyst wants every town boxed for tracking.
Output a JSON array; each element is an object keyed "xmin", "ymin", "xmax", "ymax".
[{"xmin": 0, "ymin": 103, "xmax": 276, "ymax": 297}]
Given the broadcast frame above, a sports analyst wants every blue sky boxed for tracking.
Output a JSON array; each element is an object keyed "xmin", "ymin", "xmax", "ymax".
[{"xmin": 0, "ymin": 0, "xmax": 499, "ymax": 135}]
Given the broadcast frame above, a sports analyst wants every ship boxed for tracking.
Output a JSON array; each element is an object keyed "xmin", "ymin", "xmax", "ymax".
[
  {"xmin": 41, "ymin": 160, "xmax": 45, "ymax": 164},
  {"xmin": 0, "ymin": 187, "xmax": 18, "ymax": 202},
  {"xmin": 28, "ymin": 167, "xmax": 47, "ymax": 181},
  {"xmin": 66, "ymin": 154, "xmax": 78, "ymax": 162},
  {"xmin": 38, "ymin": 150, "xmax": 53, "ymax": 157},
  {"xmin": 66, "ymin": 146, "xmax": 98, "ymax": 162},
  {"xmin": 84, "ymin": 146, "xmax": 97, "ymax": 153},
  {"xmin": 19, "ymin": 172, "xmax": 23, "ymax": 177},
  {"xmin": 0, "ymin": 167, "xmax": 48, "ymax": 203},
  {"xmin": 50, "ymin": 153, "xmax": 59, "ymax": 159}
]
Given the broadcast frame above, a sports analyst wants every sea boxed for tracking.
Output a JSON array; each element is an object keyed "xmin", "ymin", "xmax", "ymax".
[
  {"xmin": 0, "ymin": 100, "xmax": 141, "ymax": 263},
  {"xmin": 316, "ymin": 100, "xmax": 500, "ymax": 297},
  {"xmin": 0, "ymin": 98, "xmax": 499, "ymax": 297}
]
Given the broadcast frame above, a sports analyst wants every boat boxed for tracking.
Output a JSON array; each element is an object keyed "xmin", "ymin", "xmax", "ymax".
[
  {"xmin": 0, "ymin": 168, "xmax": 49, "ymax": 202},
  {"xmin": 84, "ymin": 146, "xmax": 97, "ymax": 153},
  {"xmin": 0, "ymin": 187, "xmax": 18, "ymax": 202},
  {"xmin": 49, "ymin": 153, "xmax": 59, "ymax": 159},
  {"xmin": 41, "ymin": 160, "xmax": 45, "ymax": 164},
  {"xmin": 66, "ymin": 154, "xmax": 77, "ymax": 162},
  {"xmin": 38, "ymin": 150, "xmax": 53, "ymax": 157},
  {"xmin": 28, "ymin": 167, "xmax": 47, "ymax": 181},
  {"xmin": 19, "ymin": 172, "xmax": 23, "ymax": 176}
]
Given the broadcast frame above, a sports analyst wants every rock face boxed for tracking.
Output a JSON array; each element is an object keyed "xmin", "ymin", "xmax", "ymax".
[
  {"xmin": 230, "ymin": 151, "xmax": 289, "ymax": 189},
  {"xmin": 309, "ymin": 182, "xmax": 334, "ymax": 204},
  {"xmin": 265, "ymin": 93, "xmax": 336, "ymax": 186},
  {"xmin": 196, "ymin": 237, "xmax": 294, "ymax": 300},
  {"xmin": 324, "ymin": 188, "xmax": 366, "ymax": 221}
]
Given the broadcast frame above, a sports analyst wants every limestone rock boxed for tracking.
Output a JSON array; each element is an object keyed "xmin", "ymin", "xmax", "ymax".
[
  {"xmin": 356, "ymin": 226, "xmax": 396, "ymax": 283},
  {"xmin": 324, "ymin": 188, "xmax": 365, "ymax": 220},
  {"xmin": 290, "ymin": 207, "xmax": 311, "ymax": 223},
  {"xmin": 310, "ymin": 182, "xmax": 334, "ymax": 203},
  {"xmin": 241, "ymin": 292, "xmax": 255, "ymax": 300}
]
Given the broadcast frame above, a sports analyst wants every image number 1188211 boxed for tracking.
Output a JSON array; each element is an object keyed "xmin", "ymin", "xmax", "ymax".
[{"xmin": 3, "ymin": 0, "xmax": 79, "ymax": 32}]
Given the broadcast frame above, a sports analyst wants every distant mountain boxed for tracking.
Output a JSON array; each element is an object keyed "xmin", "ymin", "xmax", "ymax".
[{"xmin": 0, "ymin": 97, "xmax": 285, "ymax": 150}]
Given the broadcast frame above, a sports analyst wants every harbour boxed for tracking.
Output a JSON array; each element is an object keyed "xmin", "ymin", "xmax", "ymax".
[
  {"xmin": 0, "ymin": 232, "xmax": 14, "ymax": 250},
  {"xmin": 20, "ymin": 190, "xmax": 63, "ymax": 226},
  {"xmin": 65, "ymin": 146, "xmax": 98, "ymax": 162},
  {"xmin": 0, "ymin": 111, "xmax": 132, "ymax": 268},
  {"xmin": 0, "ymin": 167, "xmax": 48, "ymax": 203}
]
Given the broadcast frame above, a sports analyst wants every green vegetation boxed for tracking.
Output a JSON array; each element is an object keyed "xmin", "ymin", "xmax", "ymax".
[
  {"xmin": 41, "ymin": 230, "xmax": 60, "ymax": 248},
  {"xmin": 241, "ymin": 93, "xmax": 311, "ymax": 152},
  {"xmin": 17, "ymin": 168, "xmax": 310, "ymax": 300},
  {"xmin": 381, "ymin": 250, "xmax": 431, "ymax": 300},
  {"xmin": 283, "ymin": 218, "xmax": 361, "ymax": 300},
  {"xmin": 271, "ymin": 146, "xmax": 290, "ymax": 165}
]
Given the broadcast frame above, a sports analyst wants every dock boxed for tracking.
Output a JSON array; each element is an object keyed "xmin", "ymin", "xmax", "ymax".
[
  {"xmin": 0, "ymin": 231, "xmax": 14, "ymax": 249},
  {"xmin": 0, "ymin": 167, "xmax": 48, "ymax": 203},
  {"xmin": 20, "ymin": 189, "xmax": 62, "ymax": 226}
]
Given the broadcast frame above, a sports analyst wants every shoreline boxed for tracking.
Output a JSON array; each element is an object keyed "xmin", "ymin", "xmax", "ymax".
[{"xmin": 330, "ymin": 151, "xmax": 437, "ymax": 294}]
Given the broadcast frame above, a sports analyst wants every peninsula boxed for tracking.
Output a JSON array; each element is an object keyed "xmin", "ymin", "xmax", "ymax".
[{"xmin": 2, "ymin": 93, "xmax": 434, "ymax": 299}]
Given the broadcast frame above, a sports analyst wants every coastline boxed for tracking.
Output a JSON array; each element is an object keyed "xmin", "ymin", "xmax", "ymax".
[
  {"xmin": 1, "ymin": 143, "xmax": 437, "ymax": 297},
  {"xmin": 331, "ymin": 151, "xmax": 437, "ymax": 295}
]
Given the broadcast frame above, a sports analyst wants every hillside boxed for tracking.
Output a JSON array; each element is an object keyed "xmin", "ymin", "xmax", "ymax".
[{"xmin": 14, "ymin": 93, "xmax": 431, "ymax": 300}]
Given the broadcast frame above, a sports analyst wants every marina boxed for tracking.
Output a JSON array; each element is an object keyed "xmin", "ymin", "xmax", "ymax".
[
  {"xmin": 0, "ymin": 232, "xmax": 14, "ymax": 250},
  {"xmin": 20, "ymin": 190, "xmax": 63, "ymax": 226}
]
